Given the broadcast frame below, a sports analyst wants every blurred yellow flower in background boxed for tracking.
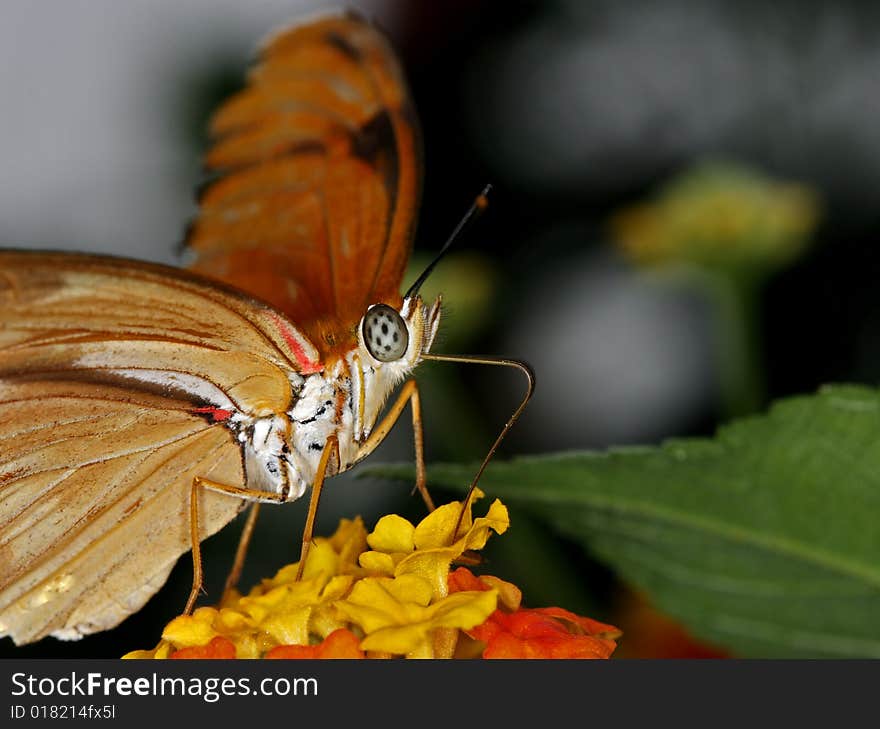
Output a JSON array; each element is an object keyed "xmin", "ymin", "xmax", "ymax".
[{"xmin": 610, "ymin": 161, "xmax": 821, "ymax": 273}]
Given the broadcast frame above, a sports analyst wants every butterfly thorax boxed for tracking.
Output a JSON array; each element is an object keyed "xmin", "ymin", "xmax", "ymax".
[{"xmin": 235, "ymin": 294, "xmax": 441, "ymax": 502}]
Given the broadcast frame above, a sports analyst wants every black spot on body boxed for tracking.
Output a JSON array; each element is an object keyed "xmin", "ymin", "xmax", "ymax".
[
  {"xmin": 309, "ymin": 442, "xmax": 323, "ymax": 452},
  {"xmin": 296, "ymin": 404, "xmax": 327, "ymax": 425},
  {"xmin": 381, "ymin": 323, "xmax": 389, "ymax": 335}
]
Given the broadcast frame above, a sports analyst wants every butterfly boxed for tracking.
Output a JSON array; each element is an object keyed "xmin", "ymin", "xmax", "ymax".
[{"xmin": 0, "ymin": 13, "xmax": 531, "ymax": 646}]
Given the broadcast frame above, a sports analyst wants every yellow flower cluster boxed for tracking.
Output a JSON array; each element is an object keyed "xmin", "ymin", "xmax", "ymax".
[
  {"xmin": 610, "ymin": 161, "xmax": 821, "ymax": 272},
  {"xmin": 124, "ymin": 493, "xmax": 509, "ymax": 659}
]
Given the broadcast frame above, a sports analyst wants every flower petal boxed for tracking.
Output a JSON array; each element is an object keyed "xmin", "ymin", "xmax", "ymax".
[
  {"xmin": 531, "ymin": 606, "xmax": 622, "ymax": 640},
  {"xmin": 358, "ymin": 550, "xmax": 396, "ymax": 575},
  {"xmin": 265, "ymin": 629, "xmax": 365, "ymax": 659},
  {"xmin": 161, "ymin": 608, "xmax": 219, "ymax": 648},
  {"xmin": 412, "ymin": 502, "xmax": 463, "ymax": 550},
  {"xmin": 356, "ymin": 590, "xmax": 498, "ymax": 656},
  {"xmin": 170, "ymin": 636, "xmax": 236, "ymax": 659},
  {"xmin": 328, "ymin": 517, "xmax": 369, "ymax": 570},
  {"xmin": 367, "ymin": 514, "xmax": 416, "ymax": 553}
]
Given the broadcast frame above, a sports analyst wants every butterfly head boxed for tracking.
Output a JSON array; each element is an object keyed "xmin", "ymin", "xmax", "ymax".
[
  {"xmin": 358, "ymin": 295, "xmax": 441, "ymax": 376},
  {"xmin": 355, "ymin": 186, "xmax": 491, "ymax": 375}
]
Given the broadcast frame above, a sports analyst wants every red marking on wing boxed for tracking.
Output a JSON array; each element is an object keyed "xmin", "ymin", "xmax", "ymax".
[
  {"xmin": 191, "ymin": 407, "xmax": 233, "ymax": 422},
  {"xmin": 270, "ymin": 312, "xmax": 323, "ymax": 374}
]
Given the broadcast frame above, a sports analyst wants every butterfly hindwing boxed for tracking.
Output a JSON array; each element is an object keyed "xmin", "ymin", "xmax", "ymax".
[{"xmin": 0, "ymin": 379, "xmax": 245, "ymax": 643}]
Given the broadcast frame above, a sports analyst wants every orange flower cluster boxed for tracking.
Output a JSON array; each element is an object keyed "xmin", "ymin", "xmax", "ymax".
[
  {"xmin": 124, "ymin": 493, "xmax": 620, "ymax": 659},
  {"xmin": 448, "ymin": 568, "xmax": 619, "ymax": 659}
]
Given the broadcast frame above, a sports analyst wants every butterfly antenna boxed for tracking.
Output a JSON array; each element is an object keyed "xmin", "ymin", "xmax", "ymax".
[
  {"xmin": 422, "ymin": 353, "xmax": 535, "ymax": 541},
  {"xmin": 404, "ymin": 184, "xmax": 493, "ymax": 300}
]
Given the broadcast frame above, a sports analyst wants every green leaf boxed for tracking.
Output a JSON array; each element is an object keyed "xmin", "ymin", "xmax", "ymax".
[{"xmin": 364, "ymin": 384, "xmax": 880, "ymax": 657}]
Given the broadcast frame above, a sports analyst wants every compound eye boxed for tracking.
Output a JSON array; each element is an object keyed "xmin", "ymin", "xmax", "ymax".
[{"xmin": 362, "ymin": 304, "xmax": 409, "ymax": 362}]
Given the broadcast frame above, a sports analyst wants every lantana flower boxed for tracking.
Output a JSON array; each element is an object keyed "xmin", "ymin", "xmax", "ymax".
[
  {"xmin": 124, "ymin": 492, "xmax": 620, "ymax": 659},
  {"xmin": 610, "ymin": 161, "xmax": 821, "ymax": 273},
  {"xmin": 448, "ymin": 567, "xmax": 620, "ymax": 659}
]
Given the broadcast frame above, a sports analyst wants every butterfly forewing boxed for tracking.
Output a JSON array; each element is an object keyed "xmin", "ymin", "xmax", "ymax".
[
  {"xmin": 186, "ymin": 14, "xmax": 422, "ymax": 358},
  {"xmin": 0, "ymin": 251, "xmax": 318, "ymax": 643}
]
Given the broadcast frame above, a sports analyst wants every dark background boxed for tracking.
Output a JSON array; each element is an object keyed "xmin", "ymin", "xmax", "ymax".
[{"xmin": 3, "ymin": 0, "xmax": 880, "ymax": 658}]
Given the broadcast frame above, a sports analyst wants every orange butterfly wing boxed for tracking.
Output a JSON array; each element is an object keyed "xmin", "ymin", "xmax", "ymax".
[
  {"xmin": 186, "ymin": 14, "xmax": 422, "ymax": 360},
  {"xmin": 0, "ymin": 379, "xmax": 245, "ymax": 644},
  {"xmin": 0, "ymin": 251, "xmax": 317, "ymax": 643}
]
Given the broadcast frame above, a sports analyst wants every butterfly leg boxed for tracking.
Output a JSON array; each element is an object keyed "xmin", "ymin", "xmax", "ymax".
[
  {"xmin": 354, "ymin": 378, "xmax": 436, "ymax": 512},
  {"xmin": 295, "ymin": 435, "xmax": 339, "ymax": 581},
  {"xmin": 222, "ymin": 502, "xmax": 261, "ymax": 599},
  {"xmin": 185, "ymin": 477, "xmax": 287, "ymax": 615}
]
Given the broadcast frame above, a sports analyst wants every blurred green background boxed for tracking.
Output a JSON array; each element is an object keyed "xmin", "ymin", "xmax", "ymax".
[{"xmin": 3, "ymin": 0, "xmax": 880, "ymax": 658}]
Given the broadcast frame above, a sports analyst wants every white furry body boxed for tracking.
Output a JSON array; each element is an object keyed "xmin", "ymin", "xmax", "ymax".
[{"xmin": 208, "ymin": 295, "xmax": 439, "ymax": 501}]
